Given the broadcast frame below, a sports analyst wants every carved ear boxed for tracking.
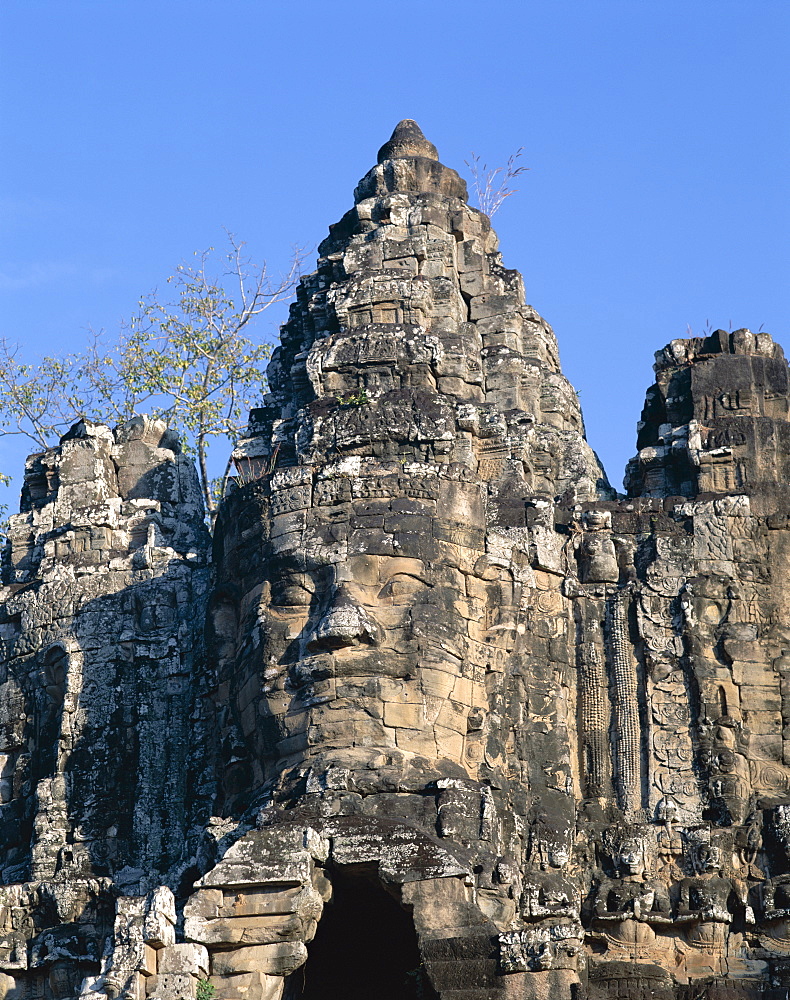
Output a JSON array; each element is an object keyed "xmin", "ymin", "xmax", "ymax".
[
  {"xmin": 473, "ymin": 555, "xmax": 497, "ymax": 580},
  {"xmin": 41, "ymin": 645, "xmax": 68, "ymax": 703},
  {"xmin": 207, "ymin": 587, "xmax": 240, "ymax": 670}
]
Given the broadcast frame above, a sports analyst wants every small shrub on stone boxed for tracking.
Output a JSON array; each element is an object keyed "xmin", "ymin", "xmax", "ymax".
[{"xmin": 196, "ymin": 978, "xmax": 216, "ymax": 1000}]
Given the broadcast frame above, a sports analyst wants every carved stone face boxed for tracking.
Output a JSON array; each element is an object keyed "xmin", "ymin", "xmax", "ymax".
[
  {"xmin": 695, "ymin": 843, "xmax": 721, "ymax": 874},
  {"xmin": 655, "ymin": 797, "xmax": 678, "ymax": 824},
  {"xmin": 236, "ymin": 466, "xmax": 520, "ymax": 781},
  {"xmin": 617, "ymin": 840, "xmax": 644, "ymax": 878}
]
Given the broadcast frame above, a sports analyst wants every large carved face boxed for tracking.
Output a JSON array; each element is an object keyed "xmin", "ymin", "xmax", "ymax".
[{"xmin": 231, "ymin": 464, "xmax": 522, "ymax": 784}]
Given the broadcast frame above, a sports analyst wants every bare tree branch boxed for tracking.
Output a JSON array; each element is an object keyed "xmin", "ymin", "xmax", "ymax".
[
  {"xmin": 465, "ymin": 147, "xmax": 529, "ymax": 217},
  {"xmin": 0, "ymin": 233, "xmax": 307, "ymax": 529}
]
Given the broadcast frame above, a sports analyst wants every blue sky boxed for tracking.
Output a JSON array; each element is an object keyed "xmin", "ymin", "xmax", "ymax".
[{"xmin": 1, "ymin": 0, "xmax": 788, "ymax": 502}]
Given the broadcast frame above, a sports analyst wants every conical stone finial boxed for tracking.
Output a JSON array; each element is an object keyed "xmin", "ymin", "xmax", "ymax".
[
  {"xmin": 377, "ymin": 119, "xmax": 439, "ymax": 163},
  {"xmin": 238, "ymin": 119, "xmax": 609, "ymax": 503}
]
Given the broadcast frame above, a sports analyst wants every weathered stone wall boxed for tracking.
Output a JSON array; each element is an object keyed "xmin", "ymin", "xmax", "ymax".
[
  {"xmin": 626, "ymin": 329, "xmax": 790, "ymax": 498},
  {"xmin": 2, "ymin": 121, "xmax": 790, "ymax": 1000},
  {"xmin": 0, "ymin": 417, "xmax": 213, "ymax": 998}
]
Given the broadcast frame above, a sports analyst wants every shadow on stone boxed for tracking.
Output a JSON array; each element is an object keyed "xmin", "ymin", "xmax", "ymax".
[{"xmin": 286, "ymin": 867, "xmax": 436, "ymax": 1000}]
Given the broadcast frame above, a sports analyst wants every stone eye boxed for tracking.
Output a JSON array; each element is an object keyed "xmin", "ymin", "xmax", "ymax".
[
  {"xmin": 378, "ymin": 575, "xmax": 427, "ymax": 601},
  {"xmin": 271, "ymin": 580, "xmax": 314, "ymax": 607}
]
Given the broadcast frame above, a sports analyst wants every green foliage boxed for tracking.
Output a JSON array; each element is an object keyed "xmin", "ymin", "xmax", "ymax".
[
  {"xmin": 0, "ymin": 344, "xmax": 88, "ymax": 450},
  {"xmin": 337, "ymin": 389, "xmax": 369, "ymax": 407},
  {"xmin": 0, "ymin": 234, "xmax": 306, "ymax": 527},
  {"xmin": 0, "ymin": 473, "xmax": 10, "ymax": 543},
  {"xmin": 196, "ymin": 978, "xmax": 216, "ymax": 1000},
  {"xmin": 405, "ymin": 965, "xmax": 429, "ymax": 1000}
]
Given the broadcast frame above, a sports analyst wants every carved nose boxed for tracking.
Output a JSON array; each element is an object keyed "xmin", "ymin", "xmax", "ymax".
[{"xmin": 306, "ymin": 590, "xmax": 380, "ymax": 652}]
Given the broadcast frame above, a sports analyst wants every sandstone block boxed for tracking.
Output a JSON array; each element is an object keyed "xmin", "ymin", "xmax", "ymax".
[
  {"xmin": 208, "ymin": 972, "xmax": 284, "ymax": 1000},
  {"xmin": 145, "ymin": 973, "xmax": 196, "ymax": 999},
  {"xmin": 187, "ymin": 912, "xmax": 304, "ymax": 947},
  {"xmin": 183, "ymin": 889, "xmax": 223, "ymax": 921},
  {"xmin": 210, "ymin": 941, "xmax": 307, "ymax": 977},
  {"xmin": 383, "ymin": 701, "xmax": 425, "ymax": 729},
  {"xmin": 156, "ymin": 943, "xmax": 209, "ymax": 976},
  {"xmin": 394, "ymin": 727, "xmax": 436, "ymax": 756}
]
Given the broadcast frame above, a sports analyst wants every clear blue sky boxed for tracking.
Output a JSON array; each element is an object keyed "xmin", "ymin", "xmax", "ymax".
[{"xmin": 1, "ymin": 0, "xmax": 788, "ymax": 502}]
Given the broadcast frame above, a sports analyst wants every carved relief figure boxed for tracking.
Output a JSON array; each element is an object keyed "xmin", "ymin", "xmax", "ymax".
[
  {"xmin": 758, "ymin": 806, "xmax": 790, "ymax": 953},
  {"xmin": 676, "ymin": 839, "xmax": 743, "ymax": 973},
  {"xmin": 590, "ymin": 831, "xmax": 672, "ymax": 962}
]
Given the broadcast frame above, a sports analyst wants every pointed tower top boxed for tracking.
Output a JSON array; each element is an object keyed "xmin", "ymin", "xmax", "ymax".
[{"xmin": 377, "ymin": 119, "xmax": 439, "ymax": 164}]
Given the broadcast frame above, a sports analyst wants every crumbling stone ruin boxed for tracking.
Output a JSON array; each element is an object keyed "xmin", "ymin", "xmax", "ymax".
[{"xmin": 2, "ymin": 120, "xmax": 790, "ymax": 999}]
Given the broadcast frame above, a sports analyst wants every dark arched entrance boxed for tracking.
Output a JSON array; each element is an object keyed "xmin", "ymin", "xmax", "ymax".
[{"xmin": 286, "ymin": 867, "xmax": 437, "ymax": 1000}]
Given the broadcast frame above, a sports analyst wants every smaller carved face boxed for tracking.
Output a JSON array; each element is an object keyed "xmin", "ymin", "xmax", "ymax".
[
  {"xmin": 617, "ymin": 841, "xmax": 644, "ymax": 877},
  {"xmin": 528, "ymin": 802, "xmax": 574, "ymax": 871},
  {"xmin": 547, "ymin": 843, "xmax": 570, "ymax": 869},
  {"xmin": 695, "ymin": 843, "xmax": 721, "ymax": 873}
]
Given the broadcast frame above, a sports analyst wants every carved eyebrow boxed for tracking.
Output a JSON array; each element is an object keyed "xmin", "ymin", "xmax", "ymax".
[
  {"xmin": 270, "ymin": 576, "xmax": 316, "ymax": 602},
  {"xmin": 266, "ymin": 556, "xmax": 309, "ymax": 578},
  {"xmin": 381, "ymin": 572, "xmax": 431, "ymax": 587}
]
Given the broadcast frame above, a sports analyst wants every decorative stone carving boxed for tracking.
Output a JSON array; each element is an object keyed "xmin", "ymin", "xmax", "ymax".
[
  {"xmin": 675, "ymin": 839, "xmax": 745, "ymax": 979},
  {"xmin": 589, "ymin": 830, "xmax": 673, "ymax": 965}
]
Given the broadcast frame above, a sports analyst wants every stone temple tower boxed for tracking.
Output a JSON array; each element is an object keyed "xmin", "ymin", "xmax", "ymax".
[{"xmin": 3, "ymin": 121, "xmax": 790, "ymax": 1000}]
